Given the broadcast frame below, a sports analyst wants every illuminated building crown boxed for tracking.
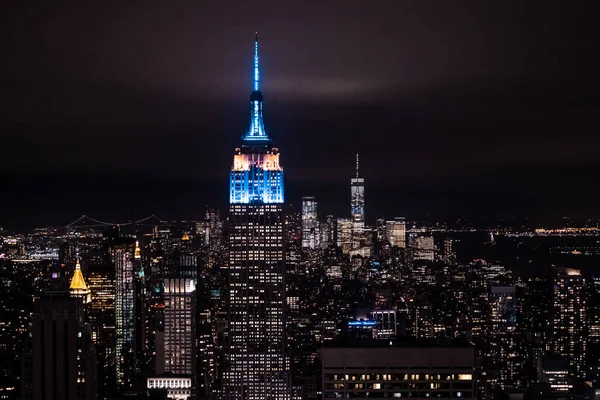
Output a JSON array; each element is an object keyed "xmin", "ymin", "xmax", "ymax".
[
  {"xmin": 230, "ymin": 34, "xmax": 284, "ymax": 204},
  {"xmin": 70, "ymin": 259, "xmax": 88, "ymax": 291},
  {"xmin": 70, "ymin": 258, "xmax": 91, "ymax": 303}
]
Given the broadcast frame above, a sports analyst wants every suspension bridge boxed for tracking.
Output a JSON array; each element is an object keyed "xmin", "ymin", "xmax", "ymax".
[{"xmin": 65, "ymin": 214, "xmax": 167, "ymax": 229}]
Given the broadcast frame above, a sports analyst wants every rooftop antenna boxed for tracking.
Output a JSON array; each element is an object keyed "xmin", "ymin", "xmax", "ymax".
[{"xmin": 254, "ymin": 32, "xmax": 259, "ymax": 92}]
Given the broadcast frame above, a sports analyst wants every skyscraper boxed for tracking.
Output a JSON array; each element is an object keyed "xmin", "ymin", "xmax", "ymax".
[
  {"xmin": 385, "ymin": 217, "xmax": 406, "ymax": 248},
  {"xmin": 350, "ymin": 154, "xmax": 365, "ymax": 226},
  {"xmin": 69, "ymin": 258, "xmax": 91, "ymax": 304},
  {"xmin": 550, "ymin": 268, "xmax": 587, "ymax": 379},
  {"xmin": 301, "ymin": 196, "xmax": 319, "ymax": 249},
  {"xmin": 162, "ymin": 278, "xmax": 196, "ymax": 396},
  {"xmin": 24, "ymin": 266, "xmax": 96, "ymax": 400},
  {"xmin": 87, "ymin": 261, "xmax": 116, "ymax": 398},
  {"xmin": 112, "ymin": 239, "xmax": 137, "ymax": 393},
  {"xmin": 489, "ymin": 285, "xmax": 517, "ymax": 390},
  {"xmin": 349, "ymin": 155, "xmax": 370, "ymax": 256},
  {"xmin": 336, "ymin": 218, "xmax": 353, "ymax": 255},
  {"xmin": 224, "ymin": 34, "xmax": 290, "ymax": 399}
]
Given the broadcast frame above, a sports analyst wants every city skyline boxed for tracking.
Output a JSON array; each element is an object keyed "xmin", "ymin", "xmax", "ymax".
[
  {"xmin": 1, "ymin": 1, "xmax": 599, "ymax": 227},
  {"xmin": 2, "ymin": 4, "xmax": 600, "ymax": 400}
]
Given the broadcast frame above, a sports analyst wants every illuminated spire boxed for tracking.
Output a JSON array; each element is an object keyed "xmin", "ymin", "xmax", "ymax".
[
  {"xmin": 254, "ymin": 32, "xmax": 260, "ymax": 92},
  {"xmin": 134, "ymin": 240, "xmax": 141, "ymax": 259},
  {"xmin": 356, "ymin": 153, "xmax": 360, "ymax": 178},
  {"xmin": 243, "ymin": 33, "xmax": 269, "ymax": 142}
]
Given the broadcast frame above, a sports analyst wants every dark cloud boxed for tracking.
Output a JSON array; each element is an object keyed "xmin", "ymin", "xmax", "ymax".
[{"xmin": 0, "ymin": 0, "xmax": 599, "ymax": 226}]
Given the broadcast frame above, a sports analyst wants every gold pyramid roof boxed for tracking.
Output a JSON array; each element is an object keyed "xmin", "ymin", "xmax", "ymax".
[
  {"xmin": 182, "ymin": 232, "xmax": 190, "ymax": 241},
  {"xmin": 70, "ymin": 260, "xmax": 88, "ymax": 291}
]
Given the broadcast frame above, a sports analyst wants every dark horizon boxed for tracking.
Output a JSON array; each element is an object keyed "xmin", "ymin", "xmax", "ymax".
[{"xmin": 4, "ymin": 163, "xmax": 600, "ymax": 229}]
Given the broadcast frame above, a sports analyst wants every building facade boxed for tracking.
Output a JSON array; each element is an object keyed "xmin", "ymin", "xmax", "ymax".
[
  {"xmin": 319, "ymin": 341, "xmax": 475, "ymax": 400},
  {"xmin": 550, "ymin": 269, "xmax": 587, "ymax": 379},
  {"xmin": 385, "ymin": 218, "xmax": 406, "ymax": 248},
  {"xmin": 112, "ymin": 240, "xmax": 137, "ymax": 392},
  {"xmin": 24, "ymin": 270, "xmax": 96, "ymax": 400},
  {"xmin": 350, "ymin": 154, "xmax": 365, "ymax": 226},
  {"xmin": 163, "ymin": 278, "xmax": 196, "ymax": 377},
  {"xmin": 224, "ymin": 34, "xmax": 290, "ymax": 400},
  {"xmin": 302, "ymin": 197, "xmax": 319, "ymax": 249}
]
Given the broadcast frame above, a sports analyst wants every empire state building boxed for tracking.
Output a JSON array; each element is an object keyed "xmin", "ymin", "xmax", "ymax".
[{"xmin": 224, "ymin": 34, "xmax": 290, "ymax": 400}]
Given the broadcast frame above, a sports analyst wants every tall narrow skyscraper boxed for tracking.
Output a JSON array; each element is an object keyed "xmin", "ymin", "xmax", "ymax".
[
  {"xmin": 550, "ymin": 268, "xmax": 587, "ymax": 379},
  {"xmin": 224, "ymin": 34, "xmax": 290, "ymax": 399},
  {"xmin": 23, "ymin": 265, "xmax": 97, "ymax": 400},
  {"xmin": 163, "ymin": 278, "xmax": 196, "ymax": 388},
  {"xmin": 301, "ymin": 196, "xmax": 319, "ymax": 249},
  {"xmin": 112, "ymin": 239, "xmax": 137, "ymax": 394},
  {"xmin": 350, "ymin": 153, "xmax": 365, "ymax": 225}
]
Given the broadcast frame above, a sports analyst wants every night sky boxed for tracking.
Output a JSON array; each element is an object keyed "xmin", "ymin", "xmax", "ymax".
[{"xmin": 1, "ymin": 1, "xmax": 599, "ymax": 227}]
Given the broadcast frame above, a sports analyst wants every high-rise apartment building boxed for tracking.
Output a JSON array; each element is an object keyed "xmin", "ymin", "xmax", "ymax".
[
  {"xmin": 301, "ymin": 197, "xmax": 319, "ymax": 249},
  {"xmin": 224, "ymin": 34, "xmax": 290, "ymax": 400},
  {"xmin": 550, "ymin": 268, "xmax": 587, "ymax": 379}
]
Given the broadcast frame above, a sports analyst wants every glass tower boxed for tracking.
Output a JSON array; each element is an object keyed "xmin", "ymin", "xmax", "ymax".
[
  {"xmin": 112, "ymin": 241, "xmax": 137, "ymax": 392},
  {"xmin": 224, "ymin": 34, "xmax": 290, "ymax": 400},
  {"xmin": 301, "ymin": 196, "xmax": 319, "ymax": 249},
  {"xmin": 350, "ymin": 153, "xmax": 365, "ymax": 225}
]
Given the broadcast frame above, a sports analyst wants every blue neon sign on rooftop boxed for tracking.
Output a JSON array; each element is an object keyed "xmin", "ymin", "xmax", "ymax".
[{"xmin": 348, "ymin": 320, "xmax": 377, "ymax": 327}]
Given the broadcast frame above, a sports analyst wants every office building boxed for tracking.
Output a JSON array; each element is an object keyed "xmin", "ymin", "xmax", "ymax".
[
  {"xmin": 488, "ymin": 285, "xmax": 517, "ymax": 390},
  {"xmin": 372, "ymin": 310, "xmax": 397, "ymax": 339},
  {"xmin": 112, "ymin": 239, "xmax": 137, "ymax": 392},
  {"xmin": 410, "ymin": 234, "xmax": 435, "ymax": 261},
  {"xmin": 162, "ymin": 278, "xmax": 196, "ymax": 376},
  {"xmin": 25, "ymin": 270, "xmax": 96, "ymax": 400},
  {"xmin": 69, "ymin": 258, "xmax": 91, "ymax": 304},
  {"xmin": 301, "ymin": 197, "xmax": 319, "ymax": 249},
  {"xmin": 350, "ymin": 153, "xmax": 365, "ymax": 226},
  {"xmin": 385, "ymin": 218, "xmax": 406, "ymax": 248},
  {"xmin": 87, "ymin": 262, "xmax": 116, "ymax": 398},
  {"xmin": 537, "ymin": 356, "xmax": 570, "ymax": 392},
  {"xmin": 224, "ymin": 34, "xmax": 290, "ymax": 400},
  {"xmin": 337, "ymin": 218, "xmax": 353, "ymax": 255},
  {"xmin": 319, "ymin": 340, "xmax": 475, "ymax": 400}
]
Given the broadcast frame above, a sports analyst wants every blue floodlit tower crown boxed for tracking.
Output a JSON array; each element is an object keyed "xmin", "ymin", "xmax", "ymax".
[
  {"xmin": 243, "ymin": 33, "xmax": 270, "ymax": 142},
  {"xmin": 230, "ymin": 34, "xmax": 284, "ymax": 204}
]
